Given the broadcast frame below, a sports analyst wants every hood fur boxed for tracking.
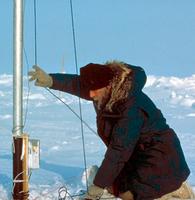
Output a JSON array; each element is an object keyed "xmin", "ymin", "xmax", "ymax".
[
  {"xmin": 104, "ymin": 61, "xmax": 133, "ymax": 112},
  {"xmin": 103, "ymin": 61, "xmax": 147, "ymax": 112}
]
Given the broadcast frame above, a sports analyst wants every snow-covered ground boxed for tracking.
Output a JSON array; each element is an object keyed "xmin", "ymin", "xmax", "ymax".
[{"xmin": 0, "ymin": 74, "xmax": 195, "ymax": 199}]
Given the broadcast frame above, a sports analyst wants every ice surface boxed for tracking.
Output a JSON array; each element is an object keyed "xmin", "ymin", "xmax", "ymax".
[{"xmin": 0, "ymin": 74, "xmax": 195, "ymax": 199}]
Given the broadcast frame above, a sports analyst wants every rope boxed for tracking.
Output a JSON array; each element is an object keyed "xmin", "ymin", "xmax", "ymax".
[{"xmin": 69, "ymin": 0, "xmax": 89, "ymax": 192}]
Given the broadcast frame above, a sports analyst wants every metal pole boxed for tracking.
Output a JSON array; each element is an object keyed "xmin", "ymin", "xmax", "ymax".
[
  {"xmin": 13, "ymin": 135, "xmax": 29, "ymax": 200},
  {"xmin": 13, "ymin": 1, "xmax": 29, "ymax": 199},
  {"xmin": 13, "ymin": 0, "xmax": 23, "ymax": 136}
]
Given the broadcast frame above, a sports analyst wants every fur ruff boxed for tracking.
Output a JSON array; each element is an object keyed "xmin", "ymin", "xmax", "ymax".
[{"xmin": 104, "ymin": 61, "xmax": 132, "ymax": 112}]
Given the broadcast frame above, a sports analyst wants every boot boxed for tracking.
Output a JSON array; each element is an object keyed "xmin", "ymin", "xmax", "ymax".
[{"xmin": 155, "ymin": 181, "xmax": 195, "ymax": 200}]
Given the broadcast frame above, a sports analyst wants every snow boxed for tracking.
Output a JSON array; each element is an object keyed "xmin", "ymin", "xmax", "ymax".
[
  {"xmin": 146, "ymin": 75, "xmax": 195, "ymax": 90},
  {"xmin": 0, "ymin": 74, "xmax": 12, "ymax": 86},
  {"xmin": 0, "ymin": 74, "xmax": 195, "ymax": 199},
  {"xmin": 24, "ymin": 93, "xmax": 46, "ymax": 100},
  {"xmin": 187, "ymin": 113, "xmax": 195, "ymax": 117},
  {"xmin": 145, "ymin": 75, "xmax": 195, "ymax": 108},
  {"xmin": 0, "ymin": 115, "xmax": 12, "ymax": 120},
  {"xmin": 0, "ymin": 186, "xmax": 8, "ymax": 200}
]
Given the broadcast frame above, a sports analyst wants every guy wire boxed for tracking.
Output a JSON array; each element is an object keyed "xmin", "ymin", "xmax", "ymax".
[
  {"xmin": 69, "ymin": 0, "xmax": 89, "ymax": 192},
  {"xmin": 32, "ymin": 0, "xmax": 90, "ymax": 193}
]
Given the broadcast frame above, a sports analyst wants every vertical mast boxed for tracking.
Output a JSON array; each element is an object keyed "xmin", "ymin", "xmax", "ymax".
[
  {"xmin": 13, "ymin": 0, "xmax": 23, "ymax": 136},
  {"xmin": 13, "ymin": 1, "xmax": 29, "ymax": 199}
]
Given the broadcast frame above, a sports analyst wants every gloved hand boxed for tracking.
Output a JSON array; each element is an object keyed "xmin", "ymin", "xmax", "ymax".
[
  {"xmin": 84, "ymin": 185, "xmax": 104, "ymax": 200},
  {"xmin": 28, "ymin": 65, "xmax": 53, "ymax": 87}
]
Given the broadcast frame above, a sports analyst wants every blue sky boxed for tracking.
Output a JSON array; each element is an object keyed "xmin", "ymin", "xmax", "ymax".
[{"xmin": 1, "ymin": 0, "xmax": 195, "ymax": 77}]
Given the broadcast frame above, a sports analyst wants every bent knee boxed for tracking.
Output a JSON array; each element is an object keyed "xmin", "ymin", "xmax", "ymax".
[{"xmin": 119, "ymin": 191, "xmax": 134, "ymax": 200}]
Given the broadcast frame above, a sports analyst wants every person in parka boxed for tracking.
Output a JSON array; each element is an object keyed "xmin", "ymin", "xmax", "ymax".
[{"xmin": 29, "ymin": 61, "xmax": 191, "ymax": 200}]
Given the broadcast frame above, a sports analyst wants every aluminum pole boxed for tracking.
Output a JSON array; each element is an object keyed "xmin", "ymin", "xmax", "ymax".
[
  {"xmin": 13, "ymin": 2, "xmax": 29, "ymax": 199},
  {"xmin": 13, "ymin": 0, "xmax": 23, "ymax": 136}
]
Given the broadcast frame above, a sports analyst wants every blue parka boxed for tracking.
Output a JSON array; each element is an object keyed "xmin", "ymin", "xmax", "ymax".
[{"xmin": 49, "ymin": 63, "xmax": 190, "ymax": 200}]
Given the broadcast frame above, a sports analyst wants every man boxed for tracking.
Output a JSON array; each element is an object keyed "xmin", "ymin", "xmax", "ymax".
[{"xmin": 29, "ymin": 61, "xmax": 192, "ymax": 200}]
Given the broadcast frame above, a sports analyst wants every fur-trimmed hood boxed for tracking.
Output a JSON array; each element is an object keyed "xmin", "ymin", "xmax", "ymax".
[{"xmin": 104, "ymin": 61, "xmax": 147, "ymax": 112}]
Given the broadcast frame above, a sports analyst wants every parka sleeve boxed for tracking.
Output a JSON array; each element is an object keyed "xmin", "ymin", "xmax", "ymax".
[
  {"xmin": 49, "ymin": 73, "xmax": 92, "ymax": 101},
  {"xmin": 93, "ymin": 105, "xmax": 144, "ymax": 188}
]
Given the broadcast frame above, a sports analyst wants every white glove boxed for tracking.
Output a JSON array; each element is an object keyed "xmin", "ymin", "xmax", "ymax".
[
  {"xmin": 28, "ymin": 65, "xmax": 53, "ymax": 87},
  {"xmin": 84, "ymin": 185, "xmax": 104, "ymax": 200}
]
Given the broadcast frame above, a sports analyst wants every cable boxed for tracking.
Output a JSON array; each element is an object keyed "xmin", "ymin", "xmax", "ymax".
[
  {"xmin": 23, "ymin": 0, "xmax": 31, "ymax": 130},
  {"xmin": 58, "ymin": 186, "xmax": 74, "ymax": 200},
  {"xmin": 31, "ymin": 182, "xmax": 117, "ymax": 200},
  {"xmin": 31, "ymin": 0, "xmax": 101, "ymax": 198},
  {"xmin": 69, "ymin": 0, "xmax": 89, "ymax": 191},
  {"xmin": 23, "ymin": 2, "xmax": 125, "ymax": 199},
  {"xmin": 23, "ymin": 48, "xmax": 31, "ymax": 129}
]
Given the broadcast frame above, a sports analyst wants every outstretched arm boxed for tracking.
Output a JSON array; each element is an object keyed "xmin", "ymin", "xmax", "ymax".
[
  {"xmin": 28, "ymin": 65, "xmax": 92, "ymax": 101},
  {"xmin": 49, "ymin": 73, "xmax": 92, "ymax": 100}
]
